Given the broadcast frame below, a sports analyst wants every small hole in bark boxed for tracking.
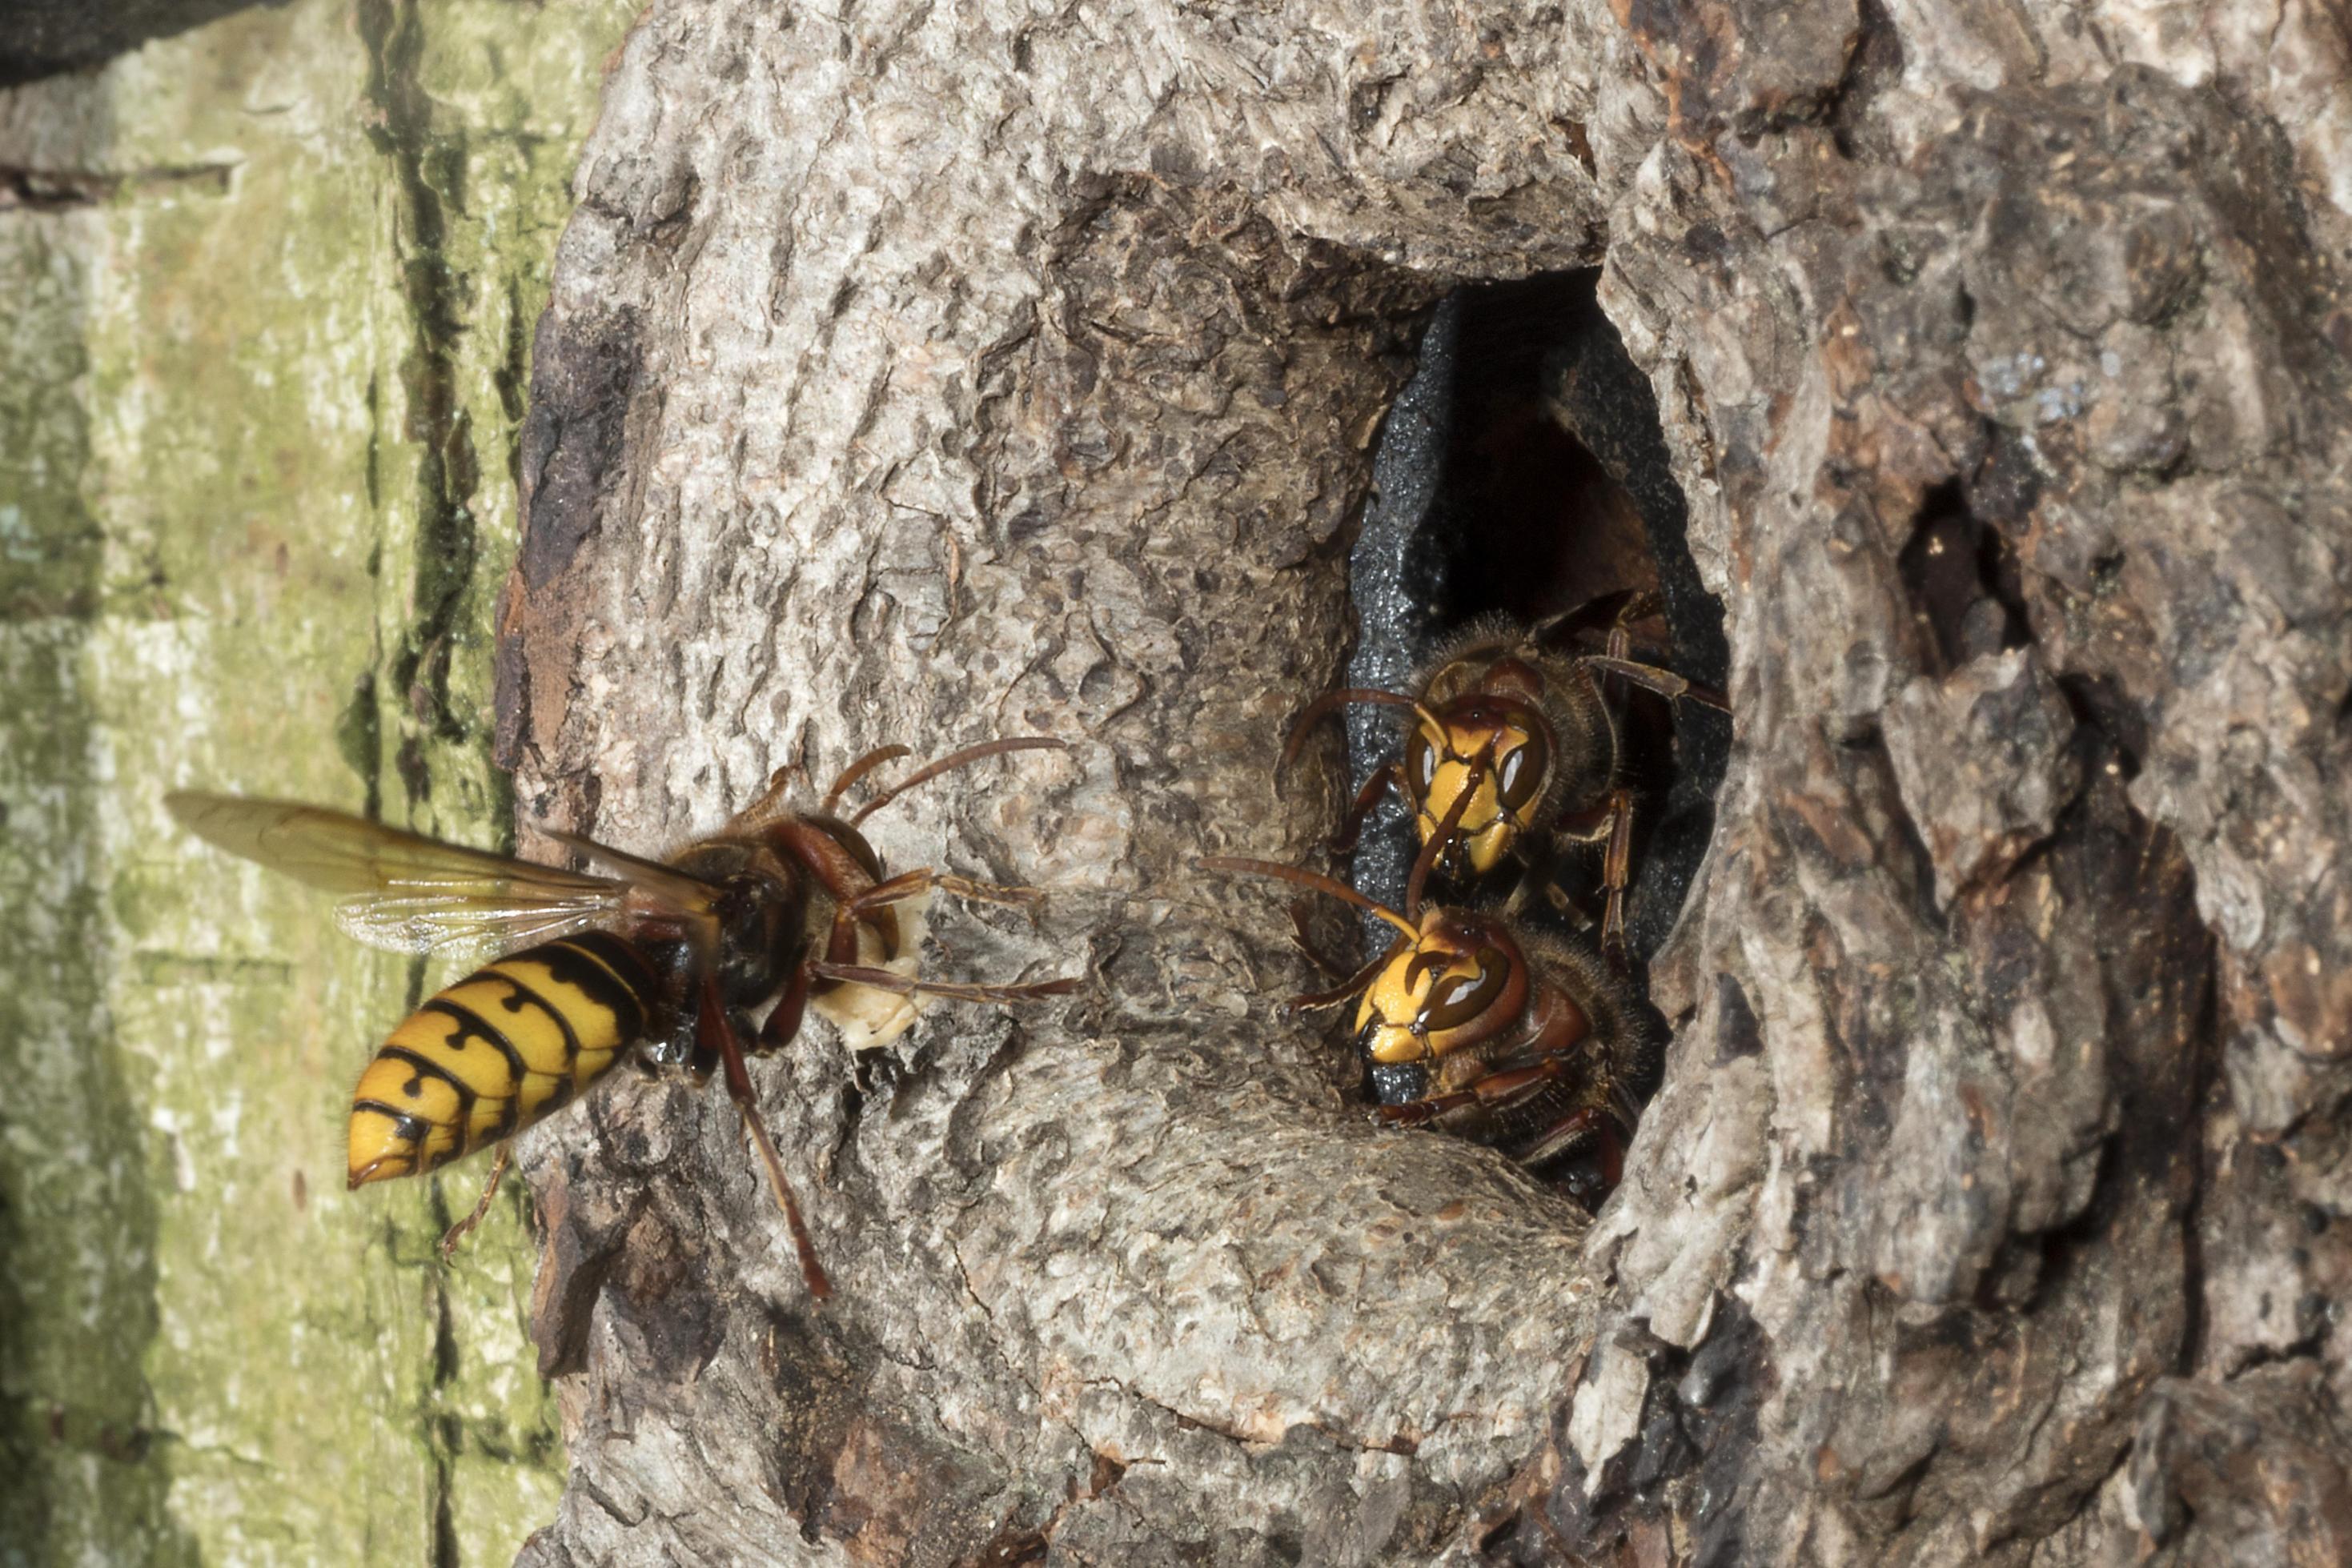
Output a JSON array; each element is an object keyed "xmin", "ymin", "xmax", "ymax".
[
  {"xmin": 1898, "ymin": 479, "xmax": 2031, "ymax": 672},
  {"xmin": 2058, "ymin": 672, "xmax": 2146, "ymax": 781}
]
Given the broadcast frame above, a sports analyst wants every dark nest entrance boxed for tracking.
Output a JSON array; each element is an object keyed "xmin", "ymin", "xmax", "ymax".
[
  {"xmin": 1347, "ymin": 269, "xmax": 1731, "ymax": 960},
  {"xmin": 1330, "ymin": 271, "xmax": 1733, "ymax": 1201}
]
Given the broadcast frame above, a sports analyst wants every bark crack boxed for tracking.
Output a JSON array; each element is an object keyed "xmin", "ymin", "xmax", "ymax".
[{"xmin": 0, "ymin": 162, "xmax": 236, "ymax": 209}]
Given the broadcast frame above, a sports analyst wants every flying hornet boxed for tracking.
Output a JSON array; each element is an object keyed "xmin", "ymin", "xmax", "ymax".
[
  {"xmin": 1283, "ymin": 590, "xmax": 1727, "ymax": 960},
  {"xmin": 167, "ymin": 738, "xmax": 1081, "ymax": 1299}
]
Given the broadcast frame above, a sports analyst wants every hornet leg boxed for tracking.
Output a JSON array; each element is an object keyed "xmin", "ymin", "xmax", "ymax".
[
  {"xmin": 436, "ymin": 1145, "xmax": 512, "ymax": 1260},
  {"xmin": 1328, "ymin": 762, "xmax": 1409, "ymax": 856},
  {"xmin": 699, "ymin": 974, "xmax": 833, "ymax": 1301}
]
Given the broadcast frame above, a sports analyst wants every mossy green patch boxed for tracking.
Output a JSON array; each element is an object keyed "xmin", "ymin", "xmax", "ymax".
[
  {"xmin": 0, "ymin": 219, "xmax": 199, "ymax": 1568},
  {"xmin": 0, "ymin": 0, "xmax": 642, "ymax": 1560}
]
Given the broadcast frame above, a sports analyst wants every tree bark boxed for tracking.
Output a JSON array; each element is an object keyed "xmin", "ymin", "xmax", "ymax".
[
  {"xmin": 1, "ymin": 2, "xmax": 634, "ymax": 1562},
  {"xmin": 501, "ymin": 2, "xmax": 2352, "ymax": 1564}
]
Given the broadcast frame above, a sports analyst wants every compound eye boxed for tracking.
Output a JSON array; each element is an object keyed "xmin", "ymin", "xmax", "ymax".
[
  {"xmin": 1408, "ymin": 728, "xmax": 1439, "ymax": 796},
  {"xmin": 1495, "ymin": 729, "xmax": 1548, "ymax": 810},
  {"xmin": 1422, "ymin": 947, "xmax": 1512, "ymax": 1032}
]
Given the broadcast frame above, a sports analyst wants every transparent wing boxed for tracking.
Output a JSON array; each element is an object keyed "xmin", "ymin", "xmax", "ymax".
[
  {"xmin": 166, "ymin": 792, "xmax": 624, "ymax": 895},
  {"xmin": 167, "ymin": 791, "xmax": 696, "ymax": 958},
  {"xmin": 331, "ymin": 893, "xmax": 624, "ymax": 961}
]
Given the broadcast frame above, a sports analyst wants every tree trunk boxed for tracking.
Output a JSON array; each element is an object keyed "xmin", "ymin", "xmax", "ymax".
[{"xmin": 501, "ymin": 1, "xmax": 2352, "ymax": 1565}]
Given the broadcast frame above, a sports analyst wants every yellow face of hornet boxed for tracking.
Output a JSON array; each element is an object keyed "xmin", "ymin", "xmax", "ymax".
[
  {"xmin": 1353, "ymin": 911, "xmax": 1531, "ymax": 1066},
  {"xmin": 1407, "ymin": 700, "xmax": 1551, "ymax": 876}
]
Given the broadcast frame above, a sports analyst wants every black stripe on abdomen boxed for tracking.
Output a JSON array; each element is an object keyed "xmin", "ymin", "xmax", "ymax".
[
  {"xmin": 481, "ymin": 970, "xmax": 584, "ymax": 1067},
  {"xmin": 529, "ymin": 932, "xmax": 657, "ymax": 1039},
  {"xmin": 352, "ymin": 1098, "xmax": 431, "ymax": 1147},
  {"xmin": 380, "ymin": 1047, "xmax": 477, "ymax": 1166},
  {"xmin": 420, "ymin": 998, "xmax": 529, "ymax": 1139}
]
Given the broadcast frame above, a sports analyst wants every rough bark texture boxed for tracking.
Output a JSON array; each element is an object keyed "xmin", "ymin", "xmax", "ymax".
[{"xmin": 497, "ymin": 1, "xmax": 2352, "ymax": 1564}]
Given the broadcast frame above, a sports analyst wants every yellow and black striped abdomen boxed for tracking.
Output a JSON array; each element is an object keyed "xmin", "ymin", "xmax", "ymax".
[{"xmin": 347, "ymin": 931, "xmax": 662, "ymax": 1188}]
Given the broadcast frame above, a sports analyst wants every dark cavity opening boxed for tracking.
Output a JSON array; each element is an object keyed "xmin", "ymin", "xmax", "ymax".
[
  {"xmin": 1897, "ymin": 477, "xmax": 2032, "ymax": 672},
  {"xmin": 1346, "ymin": 271, "xmax": 1730, "ymax": 966}
]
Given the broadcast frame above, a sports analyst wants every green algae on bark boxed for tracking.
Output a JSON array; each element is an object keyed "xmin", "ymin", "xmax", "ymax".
[
  {"xmin": 0, "ymin": 0, "xmax": 639, "ymax": 1562},
  {"xmin": 0, "ymin": 215, "xmax": 204, "ymax": 1568}
]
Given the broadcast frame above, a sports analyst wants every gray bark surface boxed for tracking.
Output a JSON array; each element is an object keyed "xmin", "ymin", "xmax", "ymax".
[{"xmin": 497, "ymin": 1, "xmax": 2352, "ymax": 1562}]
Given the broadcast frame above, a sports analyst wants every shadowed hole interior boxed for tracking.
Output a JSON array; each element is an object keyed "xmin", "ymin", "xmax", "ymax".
[
  {"xmin": 1328, "ymin": 267, "xmax": 1732, "ymax": 1202},
  {"xmin": 1897, "ymin": 476, "xmax": 2032, "ymax": 673},
  {"xmin": 1348, "ymin": 269, "xmax": 1728, "ymax": 953}
]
